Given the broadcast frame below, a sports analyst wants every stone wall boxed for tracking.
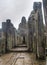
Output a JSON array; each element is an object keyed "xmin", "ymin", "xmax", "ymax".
[
  {"xmin": 2, "ymin": 19, "xmax": 16, "ymax": 52},
  {"xmin": 18, "ymin": 16, "xmax": 28, "ymax": 45},
  {"xmin": 28, "ymin": 2, "xmax": 45, "ymax": 59},
  {"xmin": 43, "ymin": 0, "xmax": 47, "ymax": 48},
  {"xmin": 33, "ymin": 2, "xmax": 45, "ymax": 59},
  {"xmin": 0, "ymin": 29, "xmax": 5, "ymax": 55}
]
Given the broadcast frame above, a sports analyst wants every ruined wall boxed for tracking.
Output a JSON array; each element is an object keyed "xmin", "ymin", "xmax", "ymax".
[
  {"xmin": 28, "ymin": 14, "xmax": 33, "ymax": 51},
  {"xmin": 43, "ymin": 0, "xmax": 47, "ymax": 48},
  {"xmin": 27, "ymin": 2, "xmax": 45, "ymax": 59},
  {"xmin": 0, "ymin": 30, "xmax": 6, "ymax": 55},
  {"xmin": 18, "ymin": 16, "xmax": 28, "ymax": 45},
  {"xmin": 2, "ymin": 19, "xmax": 16, "ymax": 51},
  {"xmin": 33, "ymin": 2, "xmax": 45, "ymax": 59}
]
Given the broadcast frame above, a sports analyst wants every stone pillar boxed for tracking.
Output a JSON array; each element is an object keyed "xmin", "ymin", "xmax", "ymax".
[
  {"xmin": 33, "ymin": 2, "xmax": 45, "ymax": 59},
  {"xmin": 28, "ymin": 16, "xmax": 33, "ymax": 51},
  {"xmin": 43, "ymin": 0, "xmax": 47, "ymax": 49}
]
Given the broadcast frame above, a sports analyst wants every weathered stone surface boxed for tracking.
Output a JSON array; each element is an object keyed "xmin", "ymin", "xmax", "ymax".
[
  {"xmin": 18, "ymin": 16, "xmax": 28, "ymax": 46},
  {"xmin": 33, "ymin": 2, "xmax": 45, "ymax": 59},
  {"xmin": 0, "ymin": 29, "xmax": 5, "ymax": 54},
  {"xmin": 0, "ymin": 52, "xmax": 45, "ymax": 65},
  {"xmin": 43, "ymin": 0, "xmax": 47, "ymax": 49},
  {"xmin": 28, "ymin": 2, "xmax": 45, "ymax": 59},
  {"xmin": 0, "ymin": 19, "xmax": 17, "ymax": 53}
]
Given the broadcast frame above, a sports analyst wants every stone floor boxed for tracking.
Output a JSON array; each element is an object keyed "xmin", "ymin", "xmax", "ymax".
[
  {"xmin": 0, "ymin": 52, "xmax": 46, "ymax": 65},
  {"xmin": 10, "ymin": 47, "xmax": 28, "ymax": 52}
]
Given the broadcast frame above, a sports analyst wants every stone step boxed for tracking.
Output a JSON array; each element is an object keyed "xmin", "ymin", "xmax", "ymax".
[
  {"xmin": 16, "ymin": 44, "xmax": 27, "ymax": 47},
  {"xmin": 9, "ymin": 47, "xmax": 28, "ymax": 52}
]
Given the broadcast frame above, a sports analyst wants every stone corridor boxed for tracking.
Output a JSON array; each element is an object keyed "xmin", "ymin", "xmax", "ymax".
[{"xmin": 0, "ymin": 52, "xmax": 45, "ymax": 65}]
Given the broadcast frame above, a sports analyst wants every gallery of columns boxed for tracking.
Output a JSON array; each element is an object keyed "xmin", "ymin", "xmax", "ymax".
[{"xmin": 0, "ymin": 1, "xmax": 46, "ymax": 60}]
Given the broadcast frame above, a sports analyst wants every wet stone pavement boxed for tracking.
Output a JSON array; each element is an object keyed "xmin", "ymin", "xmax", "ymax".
[{"xmin": 0, "ymin": 52, "xmax": 46, "ymax": 65}]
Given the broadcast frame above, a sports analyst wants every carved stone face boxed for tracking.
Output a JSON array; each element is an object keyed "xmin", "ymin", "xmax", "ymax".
[
  {"xmin": 21, "ymin": 16, "xmax": 26, "ymax": 24},
  {"xmin": 33, "ymin": 2, "xmax": 41, "ymax": 11},
  {"xmin": 6, "ymin": 19, "xmax": 11, "ymax": 24}
]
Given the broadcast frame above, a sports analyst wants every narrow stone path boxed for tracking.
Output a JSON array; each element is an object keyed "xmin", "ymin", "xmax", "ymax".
[
  {"xmin": 0, "ymin": 52, "xmax": 45, "ymax": 65},
  {"xmin": 9, "ymin": 46, "xmax": 28, "ymax": 52}
]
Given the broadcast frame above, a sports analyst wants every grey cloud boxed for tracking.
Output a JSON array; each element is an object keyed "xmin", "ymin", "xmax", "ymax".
[{"xmin": 0, "ymin": 0, "xmax": 42, "ymax": 29}]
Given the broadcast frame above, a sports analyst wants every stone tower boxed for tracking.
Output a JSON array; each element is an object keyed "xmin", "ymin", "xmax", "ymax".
[
  {"xmin": 43, "ymin": 0, "xmax": 47, "ymax": 49},
  {"xmin": 33, "ymin": 2, "xmax": 45, "ymax": 59},
  {"xmin": 18, "ymin": 16, "xmax": 27, "ymax": 45},
  {"xmin": 28, "ymin": 2, "xmax": 45, "ymax": 59}
]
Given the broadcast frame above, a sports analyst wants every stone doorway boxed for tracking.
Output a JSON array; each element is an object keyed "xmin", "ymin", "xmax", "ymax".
[{"xmin": 23, "ymin": 36, "xmax": 26, "ymax": 44}]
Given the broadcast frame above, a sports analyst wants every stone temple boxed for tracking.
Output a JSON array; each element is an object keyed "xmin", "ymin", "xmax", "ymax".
[{"xmin": 0, "ymin": 1, "xmax": 46, "ymax": 62}]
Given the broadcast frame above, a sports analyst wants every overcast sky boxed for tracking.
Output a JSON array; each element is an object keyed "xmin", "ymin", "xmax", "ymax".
[{"xmin": 0, "ymin": 0, "xmax": 42, "ymax": 29}]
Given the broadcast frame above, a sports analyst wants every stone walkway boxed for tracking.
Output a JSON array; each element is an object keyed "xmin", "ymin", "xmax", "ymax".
[
  {"xmin": 9, "ymin": 47, "xmax": 28, "ymax": 52},
  {"xmin": 0, "ymin": 52, "xmax": 45, "ymax": 65}
]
